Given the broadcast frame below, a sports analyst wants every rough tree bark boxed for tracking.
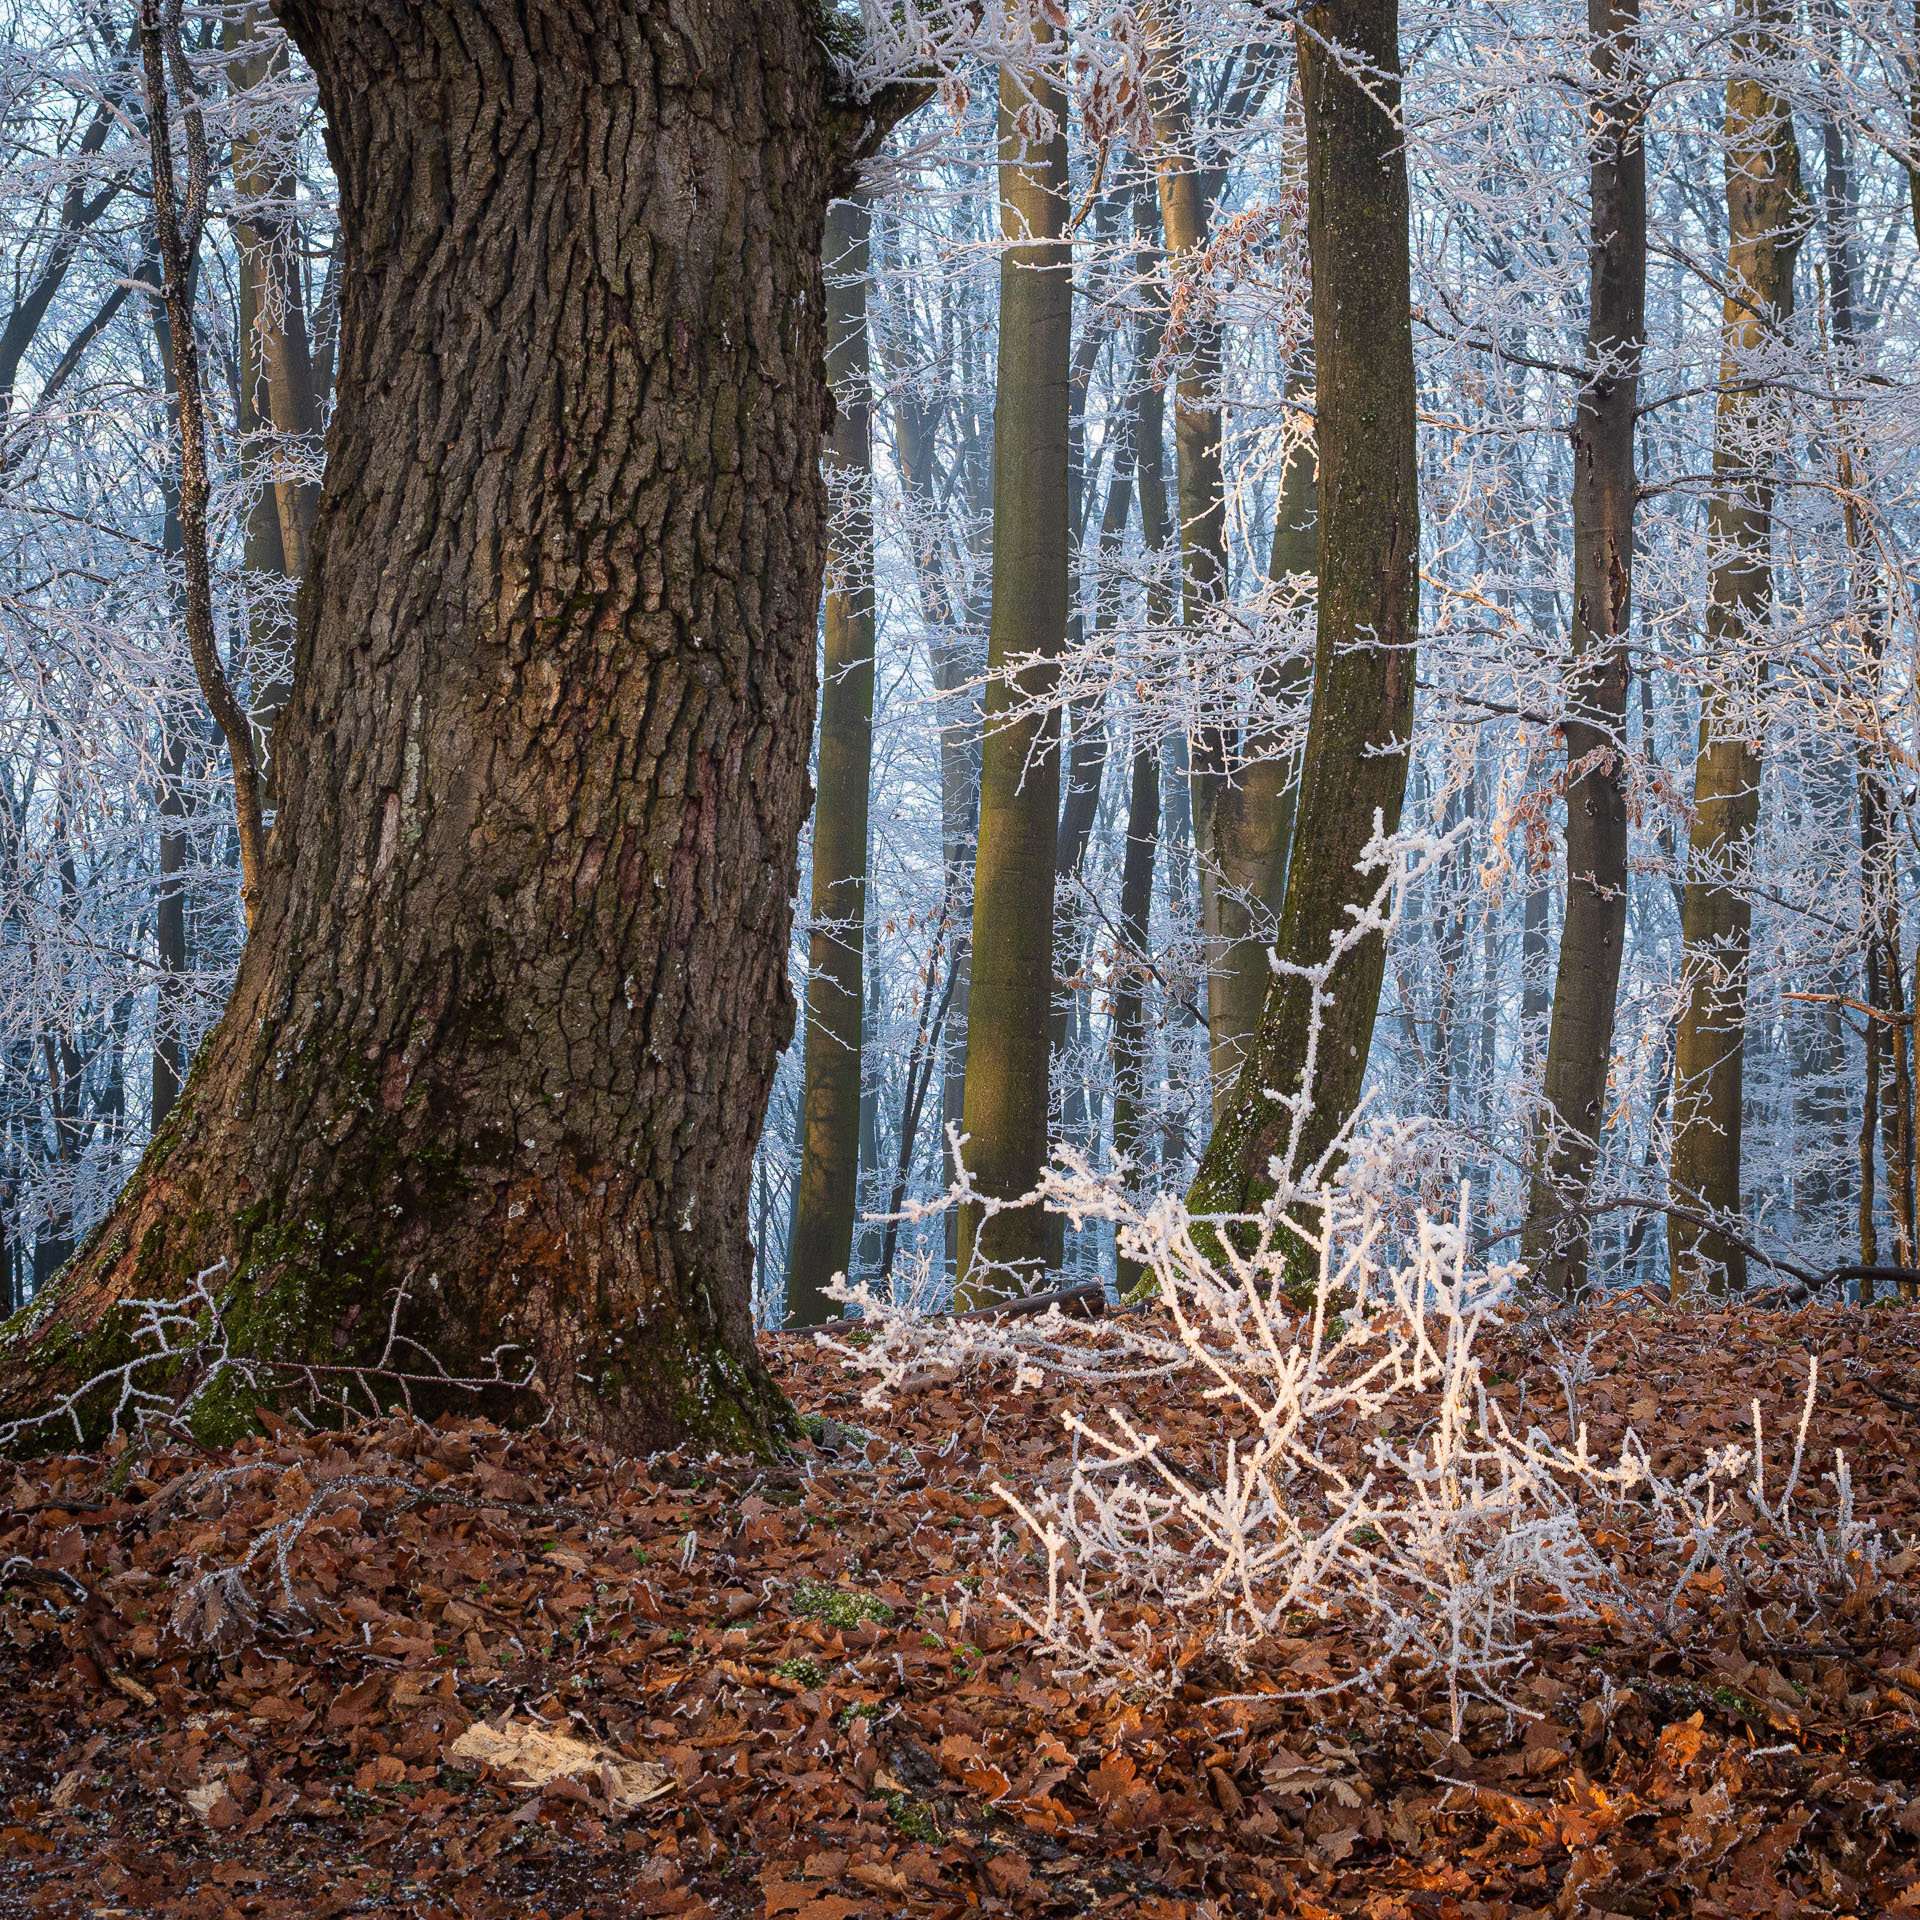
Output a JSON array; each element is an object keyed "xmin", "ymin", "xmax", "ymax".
[
  {"xmin": 1669, "ymin": 0, "xmax": 1802, "ymax": 1298},
  {"xmin": 787, "ymin": 195, "xmax": 876, "ymax": 1328},
  {"xmin": 1522, "ymin": 0, "xmax": 1646, "ymax": 1298},
  {"xmin": 1189, "ymin": 0, "xmax": 1418, "ymax": 1225},
  {"xmin": 1, "ymin": 0, "xmax": 914, "ymax": 1453},
  {"xmin": 956, "ymin": 50, "xmax": 1072, "ymax": 1304}
]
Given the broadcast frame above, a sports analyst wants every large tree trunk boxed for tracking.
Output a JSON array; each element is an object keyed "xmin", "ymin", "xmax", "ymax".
[
  {"xmin": 1189, "ymin": 0, "xmax": 1418, "ymax": 1225},
  {"xmin": 1, "ymin": 0, "xmax": 903, "ymax": 1453},
  {"xmin": 1523, "ymin": 0, "xmax": 1646, "ymax": 1298},
  {"xmin": 786, "ymin": 196, "xmax": 876, "ymax": 1327},
  {"xmin": 1669, "ymin": 0, "xmax": 1802, "ymax": 1299},
  {"xmin": 956, "ymin": 54, "xmax": 1072, "ymax": 1305}
]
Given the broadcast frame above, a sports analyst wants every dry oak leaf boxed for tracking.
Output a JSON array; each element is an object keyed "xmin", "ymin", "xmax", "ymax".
[
  {"xmin": 1654, "ymin": 1713, "xmax": 1709, "ymax": 1775},
  {"xmin": 980, "ymin": 1850, "xmax": 1032, "ymax": 1895},
  {"xmin": 183, "ymin": 1778, "xmax": 243, "ymax": 1828},
  {"xmin": 448, "ymin": 1715, "xmax": 673, "ymax": 1810},
  {"xmin": 1312, "ymin": 1824, "xmax": 1361, "ymax": 1865},
  {"xmin": 1086, "ymin": 1750, "xmax": 1140, "ymax": 1808}
]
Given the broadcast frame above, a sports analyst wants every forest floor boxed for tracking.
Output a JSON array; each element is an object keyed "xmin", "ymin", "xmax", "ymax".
[{"xmin": 3, "ymin": 1302, "xmax": 1920, "ymax": 1919}]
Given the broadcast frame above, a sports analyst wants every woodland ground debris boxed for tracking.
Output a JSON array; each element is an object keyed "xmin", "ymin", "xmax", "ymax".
[{"xmin": 1, "ymin": 1304, "xmax": 1919, "ymax": 1916}]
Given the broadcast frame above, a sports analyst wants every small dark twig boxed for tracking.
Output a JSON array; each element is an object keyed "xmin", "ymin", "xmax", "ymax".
[{"xmin": 955, "ymin": 1282, "xmax": 1108, "ymax": 1324}]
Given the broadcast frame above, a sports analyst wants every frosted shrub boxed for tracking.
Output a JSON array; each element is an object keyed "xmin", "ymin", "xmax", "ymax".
[
  {"xmin": 822, "ymin": 824, "xmax": 1889, "ymax": 1729},
  {"xmin": 833, "ymin": 1164, "xmax": 1639, "ymax": 1731}
]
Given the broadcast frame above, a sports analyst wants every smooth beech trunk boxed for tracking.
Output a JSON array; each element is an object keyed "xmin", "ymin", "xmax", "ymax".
[
  {"xmin": 1, "ymin": 0, "xmax": 909, "ymax": 1452},
  {"xmin": 956, "ymin": 56, "xmax": 1072, "ymax": 1304},
  {"xmin": 1669, "ymin": 0, "xmax": 1802, "ymax": 1298},
  {"xmin": 1113, "ymin": 262, "xmax": 1173, "ymax": 1299},
  {"xmin": 1152, "ymin": 49, "xmax": 1295, "ymax": 1115},
  {"xmin": 1190, "ymin": 0, "xmax": 1417, "ymax": 1223},
  {"xmin": 148, "ymin": 285, "xmax": 195, "ymax": 1129},
  {"xmin": 890, "ymin": 328, "xmax": 983, "ymax": 1281},
  {"xmin": 227, "ymin": 4, "xmax": 322, "ymax": 790},
  {"xmin": 786, "ymin": 197, "xmax": 876, "ymax": 1328},
  {"xmin": 1523, "ymin": 0, "xmax": 1646, "ymax": 1298}
]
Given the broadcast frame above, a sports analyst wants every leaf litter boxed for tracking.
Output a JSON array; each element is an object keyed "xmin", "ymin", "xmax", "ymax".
[{"xmin": 1, "ymin": 1301, "xmax": 1920, "ymax": 1916}]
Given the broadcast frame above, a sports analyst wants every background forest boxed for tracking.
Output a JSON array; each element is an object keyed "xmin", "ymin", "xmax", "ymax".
[{"xmin": 2, "ymin": 0, "xmax": 1917, "ymax": 1322}]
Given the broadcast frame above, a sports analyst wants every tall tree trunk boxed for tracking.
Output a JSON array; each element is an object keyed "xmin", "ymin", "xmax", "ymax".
[
  {"xmin": 226, "ymin": 4, "xmax": 321, "ymax": 791},
  {"xmin": 141, "ymin": 3, "xmax": 268, "ymax": 928},
  {"xmin": 1189, "ymin": 0, "xmax": 1418, "ymax": 1225},
  {"xmin": 1, "ymin": 0, "xmax": 911, "ymax": 1452},
  {"xmin": 1152, "ymin": 47, "xmax": 1294, "ymax": 1117},
  {"xmin": 1821, "ymin": 13, "xmax": 1899, "ymax": 1286},
  {"xmin": 1111, "ymin": 722, "xmax": 1160, "ymax": 1298},
  {"xmin": 1523, "ymin": 0, "xmax": 1646, "ymax": 1297},
  {"xmin": 1669, "ymin": 0, "xmax": 1802, "ymax": 1298},
  {"xmin": 956, "ymin": 52, "xmax": 1072, "ymax": 1304},
  {"xmin": 148, "ymin": 267, "xmax": 197, "ymax": 1129},
  {"xmin": 786, "ymin": 195, "xmax": 876, "ymax": 1327},
  {"xmin": 886, "ymin": 284, "xmax": 981, "ymax": 1280}
]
